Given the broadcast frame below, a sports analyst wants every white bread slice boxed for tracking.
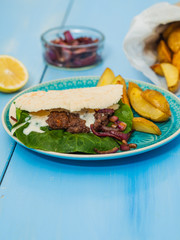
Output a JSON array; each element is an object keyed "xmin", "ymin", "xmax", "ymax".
[{"xmin": 13, "ymin": 85, "xmax": 123, "ymax": 113}]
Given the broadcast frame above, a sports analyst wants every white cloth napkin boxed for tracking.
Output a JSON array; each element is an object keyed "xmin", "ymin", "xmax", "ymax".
[{"xmin": 123, "ymin": 2, "xmax": 180, "ymax": 95}]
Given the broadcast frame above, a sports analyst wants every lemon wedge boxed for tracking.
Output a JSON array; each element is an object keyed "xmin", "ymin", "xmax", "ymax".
[{"xmin": 0, "ymin": 55, "xmax": 28, "ymax": 93}]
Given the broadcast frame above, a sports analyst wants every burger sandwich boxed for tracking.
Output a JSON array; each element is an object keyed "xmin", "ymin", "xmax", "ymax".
[{"xmin": 9, "ymin": 85, "xmax": 133, "ymax": 154}]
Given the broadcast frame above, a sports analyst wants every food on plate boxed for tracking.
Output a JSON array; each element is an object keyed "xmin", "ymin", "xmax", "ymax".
[
  {"xmin": 10, "ymin": 84, "xmax": 136, "ymax": 154},
  {"xmin": 157, "ymin": 40, "xmax": 171, "ymax": 63},
  {"xmin": 128, "ymin": 82, "xmax": 170, "ymax": 122},
  {"xmin": 127, "ymin": 82, "xmax": 141, "ymax": 92},
  {"xmin": 98, "ymin": 69, "xmax": 130, "ymax": 106},
  {"xmin": 44, "ymin": 30, "xmax": 101, "ymax": 68},
  {"xmin": 161, "ymin": 63, "xmax": 180, "ymax": 93},
  {"xmin": 0, "ymin": 55, "xmax": 28, "ymax": 93},
  {"xmin": 151, "ymin": 63, "xmax": 164, "ymax": 76},
  {"xmin": 9, "ymin": 66, "xmax": 173, "ymax": 155},
  {"xmin": 112, "ymin": 75, "xmax": 130, "ymax": 106},
  {"xmin": 167, "ymin": 28, "xmax": 180, "ymax": 53},
  {"xmin": 98, "ymin": 68, "xmax": 130, "ymax": 106},
  {"xmin": 132, "ymin": 117, "xmax": 161, "ymax": 135},
  {"xmin": 97, "ymin": 68, "xmax": 115, "ymax": 86},
  {"xmin": 98, "ymin": 68, "xmax": 166, "ymax": 136},
  {"xmin": 141, "ymin": 89, "xmax": 171, "ymax": 117}
]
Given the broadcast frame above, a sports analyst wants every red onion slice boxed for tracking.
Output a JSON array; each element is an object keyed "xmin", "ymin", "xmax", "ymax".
[
  {"xmin": 77, "ymin": 37, "xmax": 94, "ymax": 44},
  {"xmin": 73, "ymin": 54, "xmax": 97, "ymax": 67},
  {"xmin": 90, "ymin": 125, "xmax": 131, "ymax": 141},
  {"xmin": 10, "ymin": 116, "xmax": 17, "ymax": 122},
  {"xmin": 101, "ymin": 126, "xmax": 120, "ymax": 132},
  {"xmin": 117, "ymin": 121, "xmax": 127, "ymax": 131},
  {"xmin": 61, "ymin": 48, "xmax": 72, "ymax": 62},
  {"xmin": 109, "ymin": 115, "xmax": 119, "ymax": 122},
  {"xmin": 73, "ymin": 48, "xmax": 88, "ymax": 55},
  {"xmin": 46, "ymin": 48, "xmax": 58, "ymax": 61},
  {"xmin": 94, "ymin": 147, "xmax": 119, "ymax": 154},
  {"xmin": 109, "ymin": 130, "xmax": 131, "ymax": 141},
  {"xmin": 63, "ymin": 30, "xmax": 74, "ymax": 43},
  {"xmin": 46, "ymin": 31, "xmax": 100, "ymax": 68},
  {"xmin": 63, "ymin": 31, "xmax": 74, "ymax": 43},
  {"xmin": 96, "ymin": 109, "xmax": 114, "ymax": 115},
  {"xmin": 120, "ymin": 144, "xmax": 130, "ymax": 151}
]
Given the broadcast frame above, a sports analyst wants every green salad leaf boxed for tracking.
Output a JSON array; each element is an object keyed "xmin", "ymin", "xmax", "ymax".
[
  {"xmin": 12, "ymin": 109, "xmax": 30, "ymax": 129},
  {"xmin": 113, "ymin": 100, "xmax": 133, "ymax": 133},
  {"xmin": 12, "ymin": 102, "xmax": 133, "ymax": 154},
  {"xmin": 14, "ymin": 126, "xmax": 120, "ymax": 154}
]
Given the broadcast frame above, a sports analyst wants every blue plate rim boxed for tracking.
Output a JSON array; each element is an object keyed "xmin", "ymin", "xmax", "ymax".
[{"xmin": 2, "ymin": 76, "xmax": 180, "ymax": 161}]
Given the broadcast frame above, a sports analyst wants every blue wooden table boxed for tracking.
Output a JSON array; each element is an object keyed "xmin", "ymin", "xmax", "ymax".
[{"xmin": 0, "ymin": 0, "xmax": 180, "ymax": 239}]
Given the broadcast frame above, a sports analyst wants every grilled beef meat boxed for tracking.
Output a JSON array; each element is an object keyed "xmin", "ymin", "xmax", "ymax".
[
  {"xmin": 47, "ymin": 108, "xmax": 114, "ymax": 134},
  {"xmin": 46, "ymin": 111, "xmax": 69, "ymax": 129},
  {"xmin": 66, "ymin": 113, "xmax": 90, "ymax": 133},
  {"xmin": 93, "ymin": 109, "xmax": 114, "ymax": 131},
  {"xmin": 46, "ymin": 111, "xmax": 90, "ymax": 133}
]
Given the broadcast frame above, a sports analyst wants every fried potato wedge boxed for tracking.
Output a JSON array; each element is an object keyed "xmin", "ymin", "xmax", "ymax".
[
  {"xmin": 157, "ymin": 40, "xmax": 171, "ymax": 63},
  {"xmin": 172, "ymin": 50, "xmax": 180, "ymax": 72},
  {"xmin": 161, "ymin": 63, "xmax": 180, "ymax": 93},
  {"xmin": 151, "ymin": 63, "xmax": 164, "ymax": 76},
  {"xmin": 128, "ymin": 82, "xmax": 141, "ymax": 95},
  {"xmin": 112, "ymin": 75, "xmax": 130, "ymax": 106},
  {"xmin": 132, "ymin": 117, "xmax": 161, "ymax": 135},
  {"xmin": 128, "ymin": 84, "xmax": 170, "ymax": 122},
  {"xmin": 168, "ymin": 28, "xmax": 180, "ymax": 53},
  {"xmin": 97, "ymin": 68, "xmax": 115, "ymax": 86},
  {"xmin": 141, "ymin": 89, "xmax": 171, "ymax": 117},
  {"xmin": 163, "ymin": 22, "xmax": 180, "ymax": 40}
]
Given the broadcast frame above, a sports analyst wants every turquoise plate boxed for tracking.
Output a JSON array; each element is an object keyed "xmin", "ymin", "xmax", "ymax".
[{"xmin": 2, "ymin": 76, "xmax": 180, "ymax": 161}]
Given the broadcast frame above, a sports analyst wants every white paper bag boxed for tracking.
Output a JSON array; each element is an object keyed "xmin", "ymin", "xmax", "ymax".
[{"xmin": 123, "ymin": 2, "xmax": 180, "ymax": 94}]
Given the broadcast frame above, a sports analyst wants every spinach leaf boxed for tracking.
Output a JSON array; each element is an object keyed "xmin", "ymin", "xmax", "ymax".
[
  {"xmin": 110, "ymin": 101, "xmax": 133, "ymax": 133},
  {"xmin": 12, "ymin": 109, "xmax": 30, "ymax": 129},
  {"xmin": 16, "ymin": 108, "xmax": 23, "ymax": 121},
  {"xmin": 12, "ymin": 101, "xmax": 133, "ymax": 154},
  {"xmin": 14, "ymin": 122, "xmax": 119, "ymax": 154}
]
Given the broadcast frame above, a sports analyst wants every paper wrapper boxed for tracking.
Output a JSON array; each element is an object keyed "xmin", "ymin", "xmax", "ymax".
[{"xmin": 123, "ymin": 2, "xmax": 180, "ymax": 95}]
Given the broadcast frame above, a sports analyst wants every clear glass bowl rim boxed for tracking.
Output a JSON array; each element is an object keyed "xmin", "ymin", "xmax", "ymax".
[{"xmin": 41, "ymin": 25, "xmax": 105, "ymax": 49}]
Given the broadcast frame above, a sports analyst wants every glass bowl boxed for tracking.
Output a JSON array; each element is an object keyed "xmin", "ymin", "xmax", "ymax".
[{"xmin": 41, "ymin": 26, "xmax": 105, "ymax": 69}]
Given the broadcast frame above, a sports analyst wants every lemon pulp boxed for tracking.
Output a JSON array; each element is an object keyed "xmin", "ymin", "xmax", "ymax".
[{"xmin": 0, "ymin": 55, "xmax": 28, "ymax": 93}]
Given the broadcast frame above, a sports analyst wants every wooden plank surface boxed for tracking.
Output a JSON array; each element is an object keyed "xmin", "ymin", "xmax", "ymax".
[
  {"xmin": 43, "ymin": 0, "xmax": 169, "ymax": 82},
  {"xmin": 0, "ymin": 0, "xmax": 71, "ymax": 179},
  {"xmin": 1, "ymin": 0, "xmax": 180, "ymax": 240}
]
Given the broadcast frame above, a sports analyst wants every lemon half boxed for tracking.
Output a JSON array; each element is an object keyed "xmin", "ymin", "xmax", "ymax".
[{"xmin": 0, "ymin": 55, "xmax": 28, "ymax": 93}]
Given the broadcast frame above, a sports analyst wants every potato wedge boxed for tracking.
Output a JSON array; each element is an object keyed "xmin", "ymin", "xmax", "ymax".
[
  {"xmin": 163, "ymin": 22, "xmax": 180, "ymax": 40},
  {"xmin": 172, "ymin": 50, "xmax": 180, "ymax": 72},
  {"xmin": 141, "ymin": 89, "xmax": 171, "ymax": 117},
  {"xmin": 168, "ymin": 28, "xmax": 180, "ymax": 53},
  {"xmin": 128, "ymin": 84, "xmax": 170, "ymax": 122},
  {"xmin": 128, "ymin": 82, "xmax": 141, "ymax": 107},
  {"xmin": 161, "ymin": 63, "xmax": 180, "ymax": 93},
  {"xmin": 97, "ymin": 68, "xmax": 115, "ymax": 86},
  {"xmin": 128, "ymin": 82, "xmax": 141, "ymax": 95},
  {"xmin": 132, "ymin": 117, "xmax": 161, "ymax": 135},
  {"xmin": 151, "ymin": 63, "xmax": 164, "ymax": 76},
  {"xmin": 112, "ymin": 75, "xmax": 130, "ymax": 106},
  {"xmin": 157, "ymin": 40, "xmax": 171, "ymax": 63}
]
